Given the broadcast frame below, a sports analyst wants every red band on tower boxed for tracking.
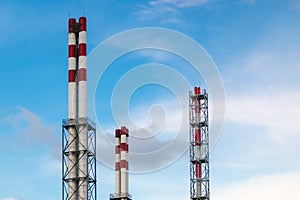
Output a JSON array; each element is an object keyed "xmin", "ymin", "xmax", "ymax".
[
  {"xmin": 120, "ymin": 160, "xmax": 128, "ymax": 169},
  {"xmin": 120, "ymin": 143, "xmax": 128, "ymax": 151},
  {"xmin": 196, "ymin": 163, "xmax": 202, "ymax": 178},
  {"xmin": 79, "ymin": 43, "xmax": 87, "ymax": 56},
  {"xmin": 78, "ymin": 68, "xmax": 87, "ymax": 81},
  {"xmin": 68, "ymin": 45, "xmax": 76, "ymax": 58},
  {"xmin": 68, "ymin": 18, "xmax": 76, "ymax": 33},
  {"xmin": 115, "ymin": 162, "xmax": 120, "ymax": 171},
  {"xmin": 68, "ymin": 70, "xmax": 76, "ymax": 83},
  {"xmin": 115, "ymin": 146, "xmax": 120, "ymax": 154},
  {"xmin": 79, "ymin": 17, "xmax": 87, "ymax": 31}
]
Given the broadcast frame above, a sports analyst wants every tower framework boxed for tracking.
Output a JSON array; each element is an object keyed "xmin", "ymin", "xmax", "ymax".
[
  {"xmin": 189, "ymin": 87, "xmax": 209, "ymax": 200},
  {"xmin": 62, "ymin": 118, "xmax": 97, "ymax": 200}
]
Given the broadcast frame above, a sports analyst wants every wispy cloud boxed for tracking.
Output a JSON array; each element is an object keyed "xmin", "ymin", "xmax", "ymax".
[
  {"xmin": 1, "ymin": 198, "xmax": 22, "ymax": 200},
  {"xmin": 223, "ymin": 23, "xmax": 300, "ymax": 146},
  {"xmin": 96, "ymin": 97, "xmax": 190, "ymax": 172},
  {"xmin": 288, "ymin": 0, "xmax": 300, "ymax": 10},
  {"xmin": 213, "ymin": 171, "xmax": 300, "ymax": 200},
  {"xmin": 135, "ymin": 0, "xmax": 209, "ymax": 22},
  {"xmin": 1, "ymin": 106, "xmax": 60, "ymax": 157},
  {"xmin": 245, "ymin": 0, "xmax": 255, "ymax": 5},
  {"xmin": 149, "ymin": 0, "xmax": 209, "ymax": 8},
  {"xmin": 227, "ymin": 91, "xmax": 300, "ymax": 145}
]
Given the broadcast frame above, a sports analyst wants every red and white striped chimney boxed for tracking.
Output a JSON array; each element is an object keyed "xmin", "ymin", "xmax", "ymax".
[
  {"xmin": 67, "ymin": 17, "xmax": 77, "ymax": 200},
  {"xmin": 68, "ymin": 18, "xmax": 77, "ymax": 120},
  {"xmin": 77, "ymin": 16, "xmax": 88, "ymax": 200},
  {"xmin": 68, "ymin": 16, "xmax": 88, "ymax": 200},
  {"xmin": 115, "ymin": 129, "xmax": 121, "ymax": 197},
  {"xmin": 78, "ymin": 16, "xmax": 87, "ymax": 119},
  {"xmin": 120, "ymin": 126, "xmax": 129, "ymax": 197}
]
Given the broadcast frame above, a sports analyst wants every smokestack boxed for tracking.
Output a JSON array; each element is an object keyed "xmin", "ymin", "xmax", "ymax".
[
  {"xmin": 77, "ymin": 16, "xmax": 88, "ymax": 200},
  {"xmin": 111, "ymin": 126, "xmax": 131, "ymax": 200},
  {"xmin": 67, "ymin": 17, "xmax": 77, "ymax": 200},
  {"xmin": 78, "ymin": 16, "xmax": 87, "ymax": 118},
  {"xmin": 115, "ymin": 129, "xmax": 121, "ymax": 197},
  {"xmin": 63, "ymin": 16, "xmax": 96, "ymax": 200},
  {"xmin": 120, "ymin": 126, "xmax": 129, "ymax": 196},
  {"xmin": 64, "ymin": 16, "xmax": 95, "ymax": 200}
]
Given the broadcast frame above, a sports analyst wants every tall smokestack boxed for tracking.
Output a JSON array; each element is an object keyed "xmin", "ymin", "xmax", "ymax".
[
  {"xmin": 78, "ymin": 16, "xmax": 87, "ymax": 118},
  {"xmin": 77, "ymin": 16, "xmax": 88, "ymax": 200},
  {"xmin": 67, "ymin": 17, "xmax": 77, "ymax": 200},
  {"xmin": 63, "ymin": 16, "xmax": 96, "ymax": 200}
]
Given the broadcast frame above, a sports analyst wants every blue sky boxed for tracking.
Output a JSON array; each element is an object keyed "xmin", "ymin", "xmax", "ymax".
[{"xmin": 0, "ymin": 0, "xmax": 300, "ymax": 200}]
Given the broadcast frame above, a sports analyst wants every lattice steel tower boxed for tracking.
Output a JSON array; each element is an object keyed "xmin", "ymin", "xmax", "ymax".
[{"xmin": 189, "ymin": 87, "xmax": 209, "ymax": 200}]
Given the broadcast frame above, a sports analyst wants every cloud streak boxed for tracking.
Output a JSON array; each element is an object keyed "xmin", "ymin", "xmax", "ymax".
[
  {"xmin": 135, "ymin": 0, "xmax": 209, "ymax": 22},
  {"xmin": 149, "ymin": 0, "xmax": 209, "ymax": 8},
  {"xmin": 96, "ymin": 97, "xmax": 190, "ymax": 172},
  {"xmin": 223, "ymin": 24, "xmax": 300, "ymax": 146},
  {"xmin": 1, "ymin": 106, "xmax": 60, "ymax": 157},
  {"xmin": 213, "ymin": 171, "xmax": 300, "ymax": 200},
  {"xmin": 1, "ymin": 198, "xmax": 22, "ymax": 200}
]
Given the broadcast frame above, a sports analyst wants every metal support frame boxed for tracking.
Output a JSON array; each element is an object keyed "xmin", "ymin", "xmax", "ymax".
[
  {"xmin": 189, "ymin": 89, "xmax": 209, "ymax": 200},
  {"xmin": 62, "ymin": 118, "xmax": 97, "ymax": 200}
]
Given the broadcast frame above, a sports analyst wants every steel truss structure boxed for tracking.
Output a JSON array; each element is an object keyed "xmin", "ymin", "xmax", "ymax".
[
  {"xmin": 62, "ymin": 118, "xmax": 97, "ymax": 200},
  {"xmin": 189, "ymin": 88, "xmax": 209, "ymax": 200}
]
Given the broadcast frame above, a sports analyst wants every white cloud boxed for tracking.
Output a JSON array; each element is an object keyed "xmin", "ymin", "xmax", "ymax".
[
  {"xmin": 1, "ymin": 198, "xmax": 22, "ymax": 200},
  {"xmin": 96, "ymin": 97, "xmax": 190, "ymax": 172},
  {"xmin": 213, "ymin": 171, "xmax": 300, "ymax": 200},
  {"xmin": 1, "ymin": 106, "xmax": 60, "ymax": 157},
  {"xmin": 135, "ymin": 0, "xmax": 209, "ymax": 21},
  {"xmin": 149, "ymin": 0, "xmax": 209, "ymax": 8},
  {"xmin": 226, "ymin": 91, "xmax": 300, "ymax": 145},
  {"xmin": 223, "ymin": 25, "xmax": 300, "ymax": 146}
]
